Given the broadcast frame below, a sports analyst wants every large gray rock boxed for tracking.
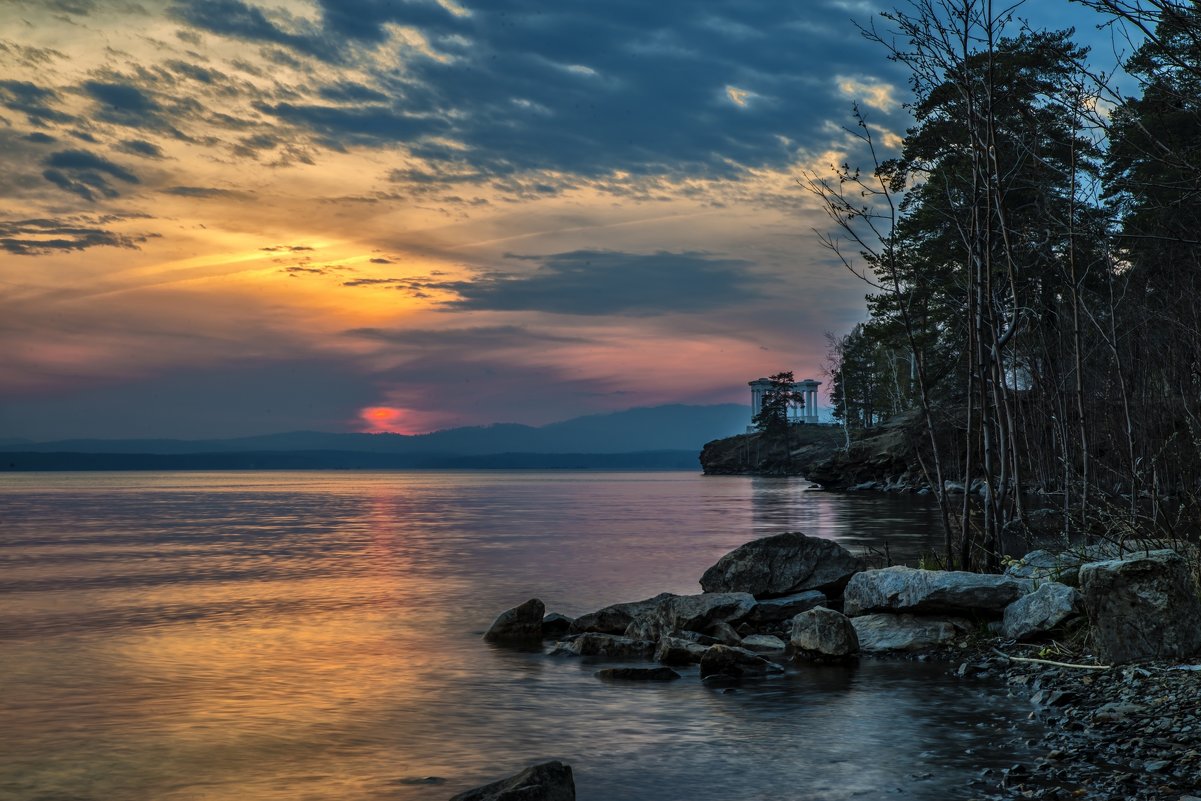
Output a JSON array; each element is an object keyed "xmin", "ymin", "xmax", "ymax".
[
  {"xmin": 654, "ymin": 636, "xmax": 710, "ymax": 666},
  {"xmin": 851, "ymin": 613, "xmax": 969, "ymax": 652},
  {"xmin": 1005, "ymin": 542, "xmax": 1160, "ymax": 586},
  {"xmin": 699, "ymin": 532, "xmax": 864, "ymax": 598},
  {"xmin": 789, "ymin": 607, "xmax": 859, "ymax": 659},
  {"xmin": 740, "ymin": 634, "xmax": 788, "ymax": 653},
  {"xmin": 484, "ymin": 598, "xmax": 545, "ymax": 644},
  {"xmin": 570, "ymin": 592, "xmax": 676, "ymax": 634},
  {"xmin": 843, "ymin": 566, "xmax": 1027, "ymax": 616},
  {"xmin": 745, "ymin": 590, "xmax": 828, "ymax": 624},
  {"xmin": 1078, "ymin": 550, "xmax": 1201, "ymax": 663},
  {"xmin": 541, "ymin": 613, "xmax": 574, "ymax": 639},
  {"xmin": 451, "ymin": 760, "xmax": 574, "ymax": 801},
  {"xmin": 698, "ymin": 644, "xmax": 785, "ymax": 678},
  {"xmin": 551, "ymin": 633, "xmax": 655, "ymax": 660},
  {"xmin": 658, "ymin": 592, "xmax": 757, "ymax": 633},
  {"xmin": 1002, "ymin": 582, "xmax": 1081, "ymax": 640}
]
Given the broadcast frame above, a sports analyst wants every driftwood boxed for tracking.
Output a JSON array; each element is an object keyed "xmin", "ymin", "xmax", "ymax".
[{"xmin": 992, "ymin": 648, "xmax": 1111, "ymax": 670}]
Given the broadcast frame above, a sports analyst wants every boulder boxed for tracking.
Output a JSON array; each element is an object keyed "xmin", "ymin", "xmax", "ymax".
[
  {"xmin": 654, "ymin": 636, "xmax": 710, "ymax": 666},
  {"xmin": 595, "ymin": 667, "xmax": 681, "ymax": 682},
  {"xmin": 740, "ymin": 634, "xmax": 787, "ymax": 653},
  {"xmin": 745, "ymin": 590, "xmax": 828, "ymax": 624},
  {"xmin": 789, "ymin": 607, "xmax": 859, "ymax": 660},
  {"xmin": 851, "ymin": 613, "xmax": 969, "ymax": 653},
  {"xmin": 450, "ymin": 761, "xmax": 575, "ymax": 801},
  {"xmin": 699, "ymin": 532, "xmax": 863, "ymax": 597},
  {"xmin": 1002, "ymin": 582, "xmax": 1081, "ymax": 640},
  {"xmin": 843, "ymin": 566, "xmax": 1026, "ymax": 616},
  {"xmin": 551, "ymin": 633, "xmax": 655, "ymax": 660},
  {"xmin": 541, "ymin": 613, "xmax": 574, "ymax": 639},
  {"xmin": 570, "ymin": 592, "xmax": 676, "ymax": 635},
  {"xmin": 484, "ymin": 598, "xmax": 545, "ymax": 644},
  {"xmin": 698, "ymin": 644, "xmax": 785, "ymax": 678},
  {"xmin": 1005, "ymin": 542, "xmax": 1160, "ymax": 586},
  {"xmin": 708, "ymin": 620, "xmax": 743, "ymax": 646},
  {"xmin": 1078, "ymin": 550, "xmax": 1201, "ymax": 663},
  {"xmin": 656, "ymin": 592, "xmax": 757, "ymax": 634}
]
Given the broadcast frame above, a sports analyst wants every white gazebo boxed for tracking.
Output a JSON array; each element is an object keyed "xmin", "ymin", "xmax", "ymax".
[{"xmin": 748, "ymin": 376, "xmax": 821, "ymax": 431}]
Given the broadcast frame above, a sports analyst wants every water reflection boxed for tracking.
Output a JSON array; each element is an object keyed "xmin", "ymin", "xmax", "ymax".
[{"xmin": 0, "ymin": 471, "xmax": 1034, "ymax": 801}]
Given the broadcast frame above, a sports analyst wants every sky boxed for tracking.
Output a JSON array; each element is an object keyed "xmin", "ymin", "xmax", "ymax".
[{"xmin": 0, "ymin": 0, "xmax": 1112, "ymax": 440}]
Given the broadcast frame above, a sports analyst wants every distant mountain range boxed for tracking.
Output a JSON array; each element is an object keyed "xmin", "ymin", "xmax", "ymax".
[{"xmin": 0, "ymin": 404, "xmax": 751, "ymax": 470}]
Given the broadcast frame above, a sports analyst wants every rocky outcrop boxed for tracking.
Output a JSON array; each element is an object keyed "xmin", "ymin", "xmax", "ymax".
[
  {"xmin": 451, "ymin": 761, "xmax": 575, "ymax": 801},
  {"xmin": 570, "ymin": 592, "xmax": 676, "ymax": 635},
  {"xmin": 1004, "ymin": 542, "xmax": 1162, "ymax": 587},
  {"xmin": 698, "ymin": 644, "xmax": 785, "ymax": 679},
  {"xmin": 699, "ymin": 532, "xmax": 863, "ymax": 598},
  {"xmin": 551, "ymin": 633, "xmax": 656, "ymax": 660},
  {"xmin": 699, "ymin": 425, "xmax": 845, "ymax": 477},
  {"xmin": 851, "ymin": 613, "xmax": 969, "ymax": 652},
  {"xmin": 843, "ymin": 566, "xmax": 1027, "ymax": 616},
  {"xmin": 483, "ymin": 598, "xmax": 545, "ymax": 644},
  {"xmin": 789, "ymin": 607, "xmax": 859, "ymax": 660},
  {"xmin": 745, "ymin": 590, "xmax": 827, "ymax": 623},
  {"xmin": 595, "ymin": 667, "xmax": 680, "ymax": 682},
  {"xmin": 1078, "ymin": 550, "xmax": 1201, "ymax": 663},
  {"xmin": 1001, "ymin": 582, "xmax": 1081, "ymax": 641}
]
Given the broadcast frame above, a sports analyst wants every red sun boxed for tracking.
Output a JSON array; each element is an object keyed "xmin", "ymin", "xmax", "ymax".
[{"xmin": 359, "ymin": 406, "xmax": 407, "ymax": 433}]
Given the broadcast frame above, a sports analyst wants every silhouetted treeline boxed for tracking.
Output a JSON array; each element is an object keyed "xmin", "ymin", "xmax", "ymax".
[{"xmin": 810, "ymin": 1, "xmax": 1201, "ymax": 569}]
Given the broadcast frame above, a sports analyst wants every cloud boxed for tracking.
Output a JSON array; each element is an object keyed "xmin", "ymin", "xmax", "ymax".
[
  {"xmin": 432, "ymin": 249, "xmax": 765, "ymax": 316},
  {"xmin": 162, "ymin": 185, "xmax": 246, "ymax": 197},
  {"xmin": 0, "ymin": 217, "xmax": 153, "ymax": 255},
  {"xmin": 0, "ymin": 79, "xmax": 74, "ymax": 125},
  {"xmin": 118, "ymin": 138, "xmax": 166, "ymax": 158},
  {"xmin": 344, "ymin": 325, "xmax": 589, "ymax": 349},
  {"xmin": 41, "ymin": 149, "xmax": 140, "ymax": 201}
]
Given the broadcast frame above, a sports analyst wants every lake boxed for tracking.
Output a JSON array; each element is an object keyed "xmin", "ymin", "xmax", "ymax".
[{"xmin": 0, "ymin": 470, "xmax": 1037, "ymax": 800}]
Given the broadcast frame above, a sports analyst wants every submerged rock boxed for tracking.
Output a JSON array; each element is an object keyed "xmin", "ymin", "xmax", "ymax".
[
  {"xmin": 570, "ymin": 592, "xmax": 676, "ymax": 635},
  {"xmin": 450, "ymin": 760, "xmax": 575, "ymax": 801},
  {"xmin": 699, "ymin": 531, "xmax": 863, "ymax": 597},
  {"xmin": 484, "ymin": 598, "xmax": 545, "ymax": 644},
  {"xmin": 1079, "ymin": 549, "xmax": 1201, "ymax": 663},
  {"xmin": 851, "ymin": 613, "xmax": 968, "ymax": 652},
  {"xmin": 550, "ymin": 633, "xmax": 656, "ymax": 660},
  {"xmin": 843, "ymin": 566, "xmax": 1026, "ymax": 616},
  {"xmin": 1002, "ymin": 582, "xmax": 1081, "ymax": 641},
  {"xmin": 594, "ymin": 667, "xmax": 681, "ymax": 682},
  {"xmin": 789, "ymin": 607, "xmax": 859, "ymax": 660},
  {"xmin": 698, "ymin": 644, "xmax": 784, "ymax": 678}
]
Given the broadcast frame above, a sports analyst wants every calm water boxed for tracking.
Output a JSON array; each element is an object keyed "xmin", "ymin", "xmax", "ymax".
[{"xmin": 0, "ymin": 471, "xmax": 1036, "ymax": 801}]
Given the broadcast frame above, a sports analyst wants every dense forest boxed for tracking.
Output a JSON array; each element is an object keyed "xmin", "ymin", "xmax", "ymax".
[{"xmin": 811, "ymin": 1, "xmax": 1201, "ymax": 570}]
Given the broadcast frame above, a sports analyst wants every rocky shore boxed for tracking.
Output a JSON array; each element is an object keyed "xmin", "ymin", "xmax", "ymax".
[{"xmin": 467, "ymin": 532, "xmax": 1201, "ymax": 801}]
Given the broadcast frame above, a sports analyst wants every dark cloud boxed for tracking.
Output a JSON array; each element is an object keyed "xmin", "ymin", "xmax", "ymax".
[
  {"xmin": 118, "ymin": 138, "xmax": 166, "ymax": 158},
  {"xmin": 43, "ymin": 0, "xmax": 98, "ymax": 15},
  {"xmin": 24, "ymin": 132, "xmax": 56, "ymax": 144},
  {"xmin": 261, "ymin": 244, "xmax": 313, "ymax": 252},
  {"xmin": 431, "ymin": 249, "xmax": 764, "ymax": 316},
  {"xmin": 341, "ymin": 277, "xmax": 405, "ymax": 287},
  {"xmin": 369, "ymin": 257, "xmax": 393, "ymax": 264},
  {"xmin": 42, "ymin": 149, "xmax": 140, "ymax": 201},
  {"xmin": 0, "ymin": 80, "xmax": 74, "ymax": 125},
  {"xmin": 0, "ymin": 217, "xmax": 152, "ymax": 255},
  {"xmin": 162, "ymin": 185, "xmax": 245, "ymax": 197},
  {"xmin": 170, "ymin": 0, "xmax": 908, "ymax": 185}
]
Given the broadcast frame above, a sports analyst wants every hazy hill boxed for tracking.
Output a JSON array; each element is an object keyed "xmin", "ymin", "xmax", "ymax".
[{"xmin": 4, "ymin": 404, "xmax": 749, "ymax": 456}]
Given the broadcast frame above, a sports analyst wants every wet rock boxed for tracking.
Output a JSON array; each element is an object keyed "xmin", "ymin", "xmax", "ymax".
[
  {"xmin": 450, "ymin": 760, "xmax": 575, "ymax": 801},
  {"xmin": 740, "ymin": 634, "xmax": 787, "ymax": 653},
  {"xmin": 745, "ymin": 590, "xmax": 828, "ymax": 624},
  {"xmin": 708, "ymin": 620, "xmax": 743, "ymax": 646},
  {"xmin": 484, "ymin": 598, "xmax": 546, "ymax": 644},
  {"xmin": 851, "ymin": 613, "xmax": 968, "ymax": 652},
  {"xmin": 699, "ymin": 531, "xmax": 863, "ymax": 598},
  {"xmin": 698, "ymin": 644, "xmax": 785, "ymax": 678},
  {"xmin": 1002, "ymin": 582, "xmax": 1081, "ymax": 640},
  {"xmin": 570, "ymin": 592, "xmax": 676, "ymax": 635},
  {"xmin": 1079, "ymin": 550, "xmax": 1201, "ymax": 663},
  {"xmin": 789, "ymin": 606, "xmax": 859, "ymax": 660},
  {"xmin": 653, "ymin": 592, "xmax": 757, "ymax": 635},
  {"xmin": 654, "ymin": 636, "xmax": 709, "ymax": 666},
  {"xmin": 594, "ymin": 667, "xmax": 680, "ymax": 682},
  {"xmin": 550, "ymin": 633, "xmax": 655, "ymax": 660},
  {"xmin": 541, "ymin": 613, "xmax": 574, "ymax": 639},
  {"xmin": 843, "ymin": 566, "xmax": 1027, "ymax": 616}
]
